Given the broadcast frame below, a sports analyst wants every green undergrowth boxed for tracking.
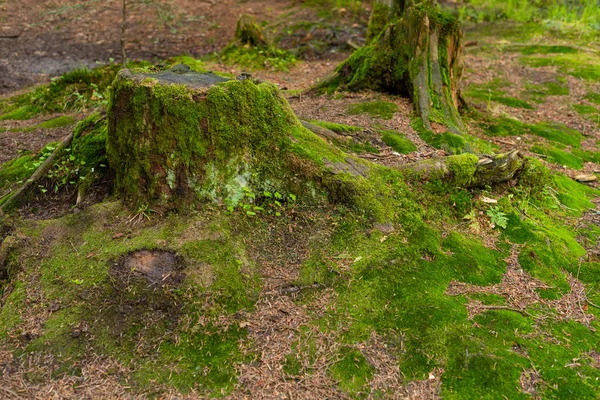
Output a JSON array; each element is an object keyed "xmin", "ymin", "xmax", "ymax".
[
  {"xmin": 294, "ymin": 156, "xmax": 599, "ymax": 397},
  {"xmin": 0, "ymin": 61, "xmax": 152, "ymax": 122},
  {"xmin": 380, "ymin": 129, "xmax": 417, "ymax": 154},
  {"xmin": 0, "ymin": 142, "xmax": 59, "ymax": 205},
  {"xmin": 482, "ymin": 116, "xmax": 599, "ymax": 169},
  {"xmin": 458, "ymin": 0, "xmax": 600, "ymax": 32},
  {"xmin": 465, "ymin": 78, "xmax": 534, "ymax": 109},
  {"xmin": 308, "ymin": 120, "xmax": 362, "ymax": 134},
  {"xmin": 505, "ymin": 44, "xmax": 581, "ymax": 55},
  {"xmin": 521, "ymin": 53, "xmax": 600, "ymax": 81},
  {"xmin": 2, "ymin": 203, "xmax": 259, "ymax": 395},
  {"xmin": 413, "ymin": 118, "xmax": 497, "ymax": 154},
  {"xmin": 220, "ymin": 45, "xmax": 297, "ymax": 72},
  {"xmin": 1, "ymin": 138, "xmax": 599, "ymax": 397},
  {"xmin": 6, "ymin": 115, "xmax": 77, "ymax": 133},
  {"xmin": 347, "ymin": 100, "xmax": 398, "ymax": 120}
]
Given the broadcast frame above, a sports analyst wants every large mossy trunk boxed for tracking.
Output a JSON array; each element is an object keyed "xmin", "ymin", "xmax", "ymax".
[
  {"xmin": 106, "ymin": 68, "xmax": 307, "ymax": 210},
  {"xmin": 317, "ymin": 0, "xmax": 464, "ymax": 132}
]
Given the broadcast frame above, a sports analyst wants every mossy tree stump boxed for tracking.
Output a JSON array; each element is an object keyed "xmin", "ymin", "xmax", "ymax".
[
  {"xmin": 106, "ymin": 67, "xmax": 306, "ymax": 210},
  {"xmin": 317, "ymin": 0, "xmax": 465, "ymax": 133}
]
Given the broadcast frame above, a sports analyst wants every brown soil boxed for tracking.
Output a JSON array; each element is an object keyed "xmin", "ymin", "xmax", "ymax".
[
  {"xmin": 0, "ymin": 0, "xmax": 368, "ymax": 94},
  {"xmin": 0, "ymin": 115, "xmax": 74, "ymax": 164},
  {"xmin": 118, "ymin": 249, "xmax": 184, "ymax": 286}
]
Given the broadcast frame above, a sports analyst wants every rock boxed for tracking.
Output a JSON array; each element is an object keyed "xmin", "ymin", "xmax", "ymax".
[{"xmin": 574, "ymin": 174, "xmax": 597, "ymax": 183}]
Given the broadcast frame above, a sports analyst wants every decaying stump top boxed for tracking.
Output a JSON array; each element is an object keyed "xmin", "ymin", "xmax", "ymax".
[{"xmin": 121, "ymin": 64, "xmax": 230, "ymax": 89}]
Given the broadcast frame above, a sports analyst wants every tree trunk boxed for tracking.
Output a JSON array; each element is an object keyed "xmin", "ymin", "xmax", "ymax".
[{"xmin": 316, "ymin": 0, "xmax": 464, "ymax": 133}]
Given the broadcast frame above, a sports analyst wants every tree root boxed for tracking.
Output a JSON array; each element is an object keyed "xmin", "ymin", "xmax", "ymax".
[
  {"xmin": 299, "ymin": 120, "xmax": 348, "ymax": 142},
  {"xmin": 399, "ymin": 150, "xmax": 525, "ymax": 187}
]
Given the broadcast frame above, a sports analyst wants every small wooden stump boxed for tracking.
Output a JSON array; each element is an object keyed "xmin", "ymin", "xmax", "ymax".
[{"xmin": 107, "ymin": 66, "xmax": 299, "ymax": 210}]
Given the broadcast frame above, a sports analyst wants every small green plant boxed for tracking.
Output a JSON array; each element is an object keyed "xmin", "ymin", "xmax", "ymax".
[
  {"xmin": 463, "ymin": 209, "xmax": 482, "ymax": 234},
  {"xmin": 227, "ymin": 188, "xmax": 297, "ymax": 217},
  {"xmin": 128, "ymin": 203, "xmax": 160, "ymax": 225},
  {"xmin": 486, "ymin": 206, "xmax": 508, "ymax": 229}
]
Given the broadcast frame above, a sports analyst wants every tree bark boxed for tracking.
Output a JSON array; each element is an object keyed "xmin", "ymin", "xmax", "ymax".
[{"xmin": 315, "ymin": 0, "xmax": 464, "ymax": 133}]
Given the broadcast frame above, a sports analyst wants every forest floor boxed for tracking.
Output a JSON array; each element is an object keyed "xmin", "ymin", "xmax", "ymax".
[{"xmin": 1, "ymin": 0, "xmax": 599, "ymax": 399}]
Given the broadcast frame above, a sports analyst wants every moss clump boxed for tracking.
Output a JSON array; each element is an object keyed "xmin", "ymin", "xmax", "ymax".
[
  {"xmin": 0, "ymin": 282, "xmax": 26, "ymax": 341},
  {"xmin": 508, "ymin": 44, "xmax": 580, "ymax": 55},
  {"xmin": 0, "ymin": 65, "xmax": 119, "ymax": 121},
  {"xmin": 221, "ymin": 46, "xmax": 297, "ymax": 72},
  {"xmin": 465, "ymin": 78, "xmax": 535, "ymax": 109},
  {"xmin": 447, "ymin": 154, "xmax": 479, "ymax": 187},
  {"xmin": 329, "ymin": 347, "xmax": 374, "ymax": 394},
  {"xmin": 586, "ymin": 92, "xmax": 600, "ymax": 105},
  {"xmin": 347, "ymin": 100, "xmax": 398, "ymax": 120},
  {"xmin": 308, "ymin": 120, "xmax": 362, "ymax": 134},
  {"xmin": 521, "ymin": 53, "xmax": 600, "ymax": 81},
  {"xmin": 484, "ymin": 118, "xmax": 584, "ymax": 147},
  {"xmin": 0, "ymin": 105, "xmax": 38, "ymax": 121},
  {"xmin": 531, "ymin": 145, "xmax": 584, "ymax": 169},
  {"xmin": 572, "ymin": 103, "xmax": 598, "ymax": 115},
  {"xmin": 221, "ymin": 15, "xmax": 296, "ymax": 72},
  {"xmin": 380, "ymin": 129, "xmax": 417, "ymax": 154}
]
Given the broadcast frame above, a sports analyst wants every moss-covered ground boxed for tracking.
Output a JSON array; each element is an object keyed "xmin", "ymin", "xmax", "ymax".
[{"xmin": 1, "ymin": 0, "xmax": 600, "ymax": 398}]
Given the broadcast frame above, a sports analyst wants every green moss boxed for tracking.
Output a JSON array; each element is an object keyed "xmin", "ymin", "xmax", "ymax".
[
  {"xmin": 308, "ymin": 120, "xmax": 362, "ymax": 134},
  {"xmin": 531, "ymin": 145, "xmax": 584, "ymax": 169},
  {"xmin": 221, "ymin": 45, "xmax": 297, "ymax": 72},
  {"xmin": 530, "ymin": 123, "xmax": 583, "ymax": 147},
  {"xmin": 543, "ymin": 80, "xmax": 570, "ymax": 96},
  {"xmin": 0, "ymin": 105, "xmax": 38, "ymax": 121},
  {"xmin": 108, "ymin": 74, "xmax": 314, "ymax": 209},
  {"xmin": 134, "ymin": 324, "xmax": 245, "ymax": 395},
  {"xmin": 180, "ymin": 236, "xmax": 260, "ymax": 313},
  {"xmin": 0, "ymin": 65, "xmax": 119, "ymax": 121},
  {"xmin": 585, "ymin": 92, "xmax": 600, "ymax": 105},
  {"xmin": 465, "ymin": 79, "xmax": 535, "ymax": 109},
  {"xmin": 521, "ymin": 53, "xmax": 600, "ymax": 81},
  {"xmin": 380, "ymin": 130, "xmax": 417, "ymax": 154},
  {"xmin": 330, "ymin": 347, "xmax": 374, "ymax": 394},
  {"xmin": 0, "ymin": 281, "xmax": 26, "ymax": 340},
  {"xmin": 485, "ymin": 118, "xmax": 584, "ymax": 147},
  {"xmin": 508, "ymin": 44, "xmax": 580, "ymax": 55},
  {"xmin": 7, "ymin": 203, "xmax": 253, "ymax": 395},
  {"xmin": 552, "ymin": 174, "xmax": 595, "ymax": 212},
  {"xmin": 572, "ymin": 104, "xmax": 598, "ymax": 115},
  {"xmin": 413, "ymin": 118, "xmax": 468, "ymax": 154},
  {"xmin": 34, "ymin": 115, "xmax": 76, "ymax": 130},
  {"xmin": 447, "ymin": 154, "xmax": 479, "ymax": 187},
  {"xmin": 347, "ymin": 100, "xmax": 398, "ymax": 120}
]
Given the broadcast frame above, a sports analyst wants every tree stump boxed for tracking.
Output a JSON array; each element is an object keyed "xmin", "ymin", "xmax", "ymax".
[
  {"xmin": 106, "ymin": 66, "xmax": 303, "ymax": 210},
  {"xmin": 315, "ymin": 0, "xmax": 465, "ymax": 133}
]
